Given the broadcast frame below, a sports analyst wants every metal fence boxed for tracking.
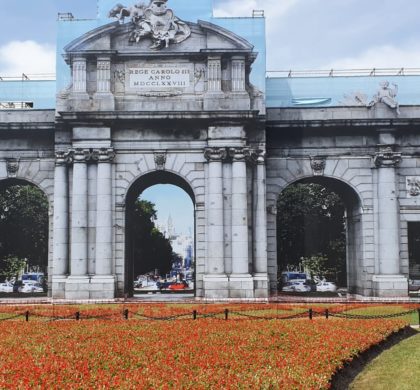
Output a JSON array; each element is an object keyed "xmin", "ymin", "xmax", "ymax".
[{"xmin": 0, "ymin": 307, "xmax": 418, "ymax": 323}]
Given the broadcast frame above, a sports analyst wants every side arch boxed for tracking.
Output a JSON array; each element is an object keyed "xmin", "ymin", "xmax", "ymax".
[{"xmin": 267, "ymin": 174, "xmax": 370, "ymax": 295}]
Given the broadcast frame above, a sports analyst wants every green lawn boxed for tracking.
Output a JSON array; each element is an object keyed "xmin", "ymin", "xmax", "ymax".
[{"xmin": 350, "ymin": 330, "xmax": 420, "ymax": 390}]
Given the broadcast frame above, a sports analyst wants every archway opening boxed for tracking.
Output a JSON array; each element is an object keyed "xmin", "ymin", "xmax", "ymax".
[
  {"xmin": 0, "ymin": 179, "xmax": 49, "ymax": 296},
  {"xmin": 276, "ymin": 177, "xmax": 361, "ymax": 296},
  {"xmin": 125, "ymin": 172, "xmax": 195, "ymax": 297}
]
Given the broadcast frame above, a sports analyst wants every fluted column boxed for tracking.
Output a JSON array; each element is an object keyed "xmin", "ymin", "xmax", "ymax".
[
  {"xmin": 229, "ymin": 148, "xmax": 249, "ymax": 275},
  {"xmin": 53, "ymin": 151, "xmax": 70, "ymax": 277},
  {"xmin": 254, "ymin": 151, "xmax": 268, "ymax": 275},
  {"xmin": 95, "ymin": 148, "xmax": 115, "ymax": 275},
  {"xmin": 70, "ymin": 149, "xmax": 90, "ymax": 276},
  {"xmin": 204, "ymin": 147, "xmax": 226, "ymax": 274}
]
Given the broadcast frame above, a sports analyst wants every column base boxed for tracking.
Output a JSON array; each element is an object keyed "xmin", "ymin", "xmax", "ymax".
[
  {"xmin": 89, "ymin": 275, "xmax": 116, "ymax": 299},
  {"xmin": 64, "ymin": 275, "xmax": 116, "ymax": 300},
  {"xmin": 65, "ymin": 276, "xmax": 91, "ymax": 300},
  {"xmin": 229, "ymin": 274, "xmax": 255, "ymax": 299},
  {"xmin": 253, "ymin": 273, "xmax": 269, "ymax": 299},
  {"xmin": 203, "ymin": 274, "xmax": 229, "ymax": 299},
  {"xmin": 51, "ymin": 275, "xmax": 67, "ymax": 299},
  {"xmin": 372, "ymin": 274, "xmax": 408, "ymax": 297}
]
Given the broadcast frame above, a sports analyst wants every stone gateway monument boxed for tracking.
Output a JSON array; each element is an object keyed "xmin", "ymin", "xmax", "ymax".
[{"xmin": 1, "ymin": 0, "xmax": 420, "ymax": 299}]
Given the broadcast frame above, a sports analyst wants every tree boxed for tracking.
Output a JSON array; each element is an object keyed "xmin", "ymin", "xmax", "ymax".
[
  {"xmin": 0, "ymin": 183, "xmax": 49, "ymax": 277},
  {"xmin": 131, "ymin": 199, "xmax": 173, "ymax": 277},
  {"xmin": 277, "ymin": 183, "xmax": 346, "ymax": 284}
]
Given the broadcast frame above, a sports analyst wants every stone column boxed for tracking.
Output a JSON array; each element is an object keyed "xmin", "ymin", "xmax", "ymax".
[
  {"xmin": 90, "ymin": 148, "xmax": 116, "ymax": 299},
  {"xmin": 203, "ymin": 147, "xmax": 229, "ymax": 298},
  {"xmin": 253, "ymin": 151, "xmax": 269, "ymax": 298},
  {"xmin": 228, "ymin": 148, "xmax": 254, "ymax": 299},
  {"xmin": 52, "ymin": 151, "xmax": 70, "ymax": 298},
  {"xmin": 66, "ymin": 148, "xmax": 91, "ymax": 299},
  {"xmin": 95, "ymin": 148, "xmax": 115, "ymax": 275},
  {"xmin": 372, "ymin": 131, "xmax": 407, "ymax": 296},
  {"xmin": 230, "ymin": 148, "xmax": 249, "ymax": 274},
  {"xmin": 70, "ymin": 149, "xmax": 90, "ymax": 276}
]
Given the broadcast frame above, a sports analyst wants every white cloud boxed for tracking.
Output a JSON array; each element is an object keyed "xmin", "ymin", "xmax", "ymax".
[
  {"xmin": 214, "ymin": 0, "xmax": 298, "ymax": 19},
  {"xmin": 324, "ymin": 44, "xmax": 420, "ymax": 70},
  {"xmin": 0, "ymin": 41, "xmax": 56, "ymax": 77}
]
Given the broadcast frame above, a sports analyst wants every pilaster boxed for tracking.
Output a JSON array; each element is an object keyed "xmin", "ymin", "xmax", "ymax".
[
  {"xmin": 253, "ymin": 150, "xmax": 269, "ymax": 298},
  {"xmin": 93, "ymin": 57, "xmax": 115, "ymax": 110}
]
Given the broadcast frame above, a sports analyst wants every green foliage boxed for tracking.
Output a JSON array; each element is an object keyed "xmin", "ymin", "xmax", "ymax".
[
  {"xmin": 131, "ymin": 199, "xmax": 173, "ymax": 276},
  {"xmin": 0, "ymin": 255, "xmax": 27, "ymax": 281},
  {"xmin": 0, "ymin": 183, "xmax": 49, "ymax": 275},
  {"xmin": 277, "ymin": 183, "xmax": 346, "ymax": 284}
]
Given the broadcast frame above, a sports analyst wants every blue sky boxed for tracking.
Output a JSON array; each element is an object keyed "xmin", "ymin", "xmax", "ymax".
[
  {"xmin": 1, "ymin": 0, "xmax": 420, "ymax": 76},
  {"xmin": 142, "ymin": 185, "xmax": 194, "ymax": 236}
]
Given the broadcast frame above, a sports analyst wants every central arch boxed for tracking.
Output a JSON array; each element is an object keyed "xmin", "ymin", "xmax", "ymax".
[
  {"xmin": 276, "ymin": 176, "xmax": 363, "ymax": 294},
  {"xmin": 125, "ymin": 171, "xmax": 196, "ymax": 297}
]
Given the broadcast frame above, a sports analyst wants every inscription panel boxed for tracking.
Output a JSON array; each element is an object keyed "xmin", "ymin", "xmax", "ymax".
[{"xmin": 129, "ymin": 66, "xmax": 191, "ymax": 89}]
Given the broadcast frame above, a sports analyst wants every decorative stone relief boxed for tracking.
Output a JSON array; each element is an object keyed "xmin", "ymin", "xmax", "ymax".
[
  {"xmin": 374, "ymin": 146, "xmax": 402, "ymax": 168},
  {"xmin": 310, "ymin": 156, "xmax": 326, "ymax": 176},
  {"xmin": 154, "ymin": 152, "xmax": 167, "ymax": 170},
  {"xmin": 194, "ymin": 66, "xmax": 206, "ymax": 86},
  {"xmin": 109, "ymin": 0, "xmax": 191, "ymax": 50},
  {"xmin": 266, "ymin": 204, "xmax": 277, "ymax": 215},
  {"xmin": 367, "ymin": 81, "xmax": 400, "ymax": 115},
  {"xmin": 114, "ymin": 70, "xmax": 126, "ymax": 85},
  {"xmin": 6, "ymin": 158, "xmax": 19, "ymax": 178},
  {"xmin": 406, "ymin": 177, "xmax": 420, "ymax": 197}
]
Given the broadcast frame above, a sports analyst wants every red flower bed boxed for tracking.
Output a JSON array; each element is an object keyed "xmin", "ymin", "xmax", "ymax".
[{"xmin": 0, "ymin": 311, "xmax": 408, "ymax": 389}]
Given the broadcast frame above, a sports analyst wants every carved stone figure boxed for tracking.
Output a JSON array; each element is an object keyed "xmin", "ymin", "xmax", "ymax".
[
  {"xmin": 406, "ymin": 177, "xmax": 420, "ymax": 197},
  {"xmin": 109, "ymin": 0, "xmax": 191, "ymax": 49},
  {"xmin": 6, "ymin": 158, "xmax": 19, "ymax": 178},
  {"xmin": 367, "ymin": 81, "xmax": 400, "ymax": 115}
]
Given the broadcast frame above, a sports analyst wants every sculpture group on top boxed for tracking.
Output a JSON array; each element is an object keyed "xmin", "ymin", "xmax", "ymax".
[{"xmin": 109, "ymin": 0, "xmax": 191, "ymax": 49}]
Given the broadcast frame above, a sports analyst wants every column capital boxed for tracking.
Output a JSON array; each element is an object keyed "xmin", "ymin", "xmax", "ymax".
[
  {"xmin": 229, "ymin": 147, "xmax": 247, "ymax": 162},
  {"xmin": 55, "ymin": 150, "xmax": 72, "ymax": 166},
  {"xmin": 374, "ymin": 146, "xmax": 402, "ymax": 168},
  {"xmin": 204, "ymin": 147, "xmax": 227, "ymax": 162},
  {"xmin": 71, "ymin": 148, "xmax": 91, "ymax": 163},
  {"xmin": 93, "ymin": 148, "xmax": 116, "ymax": 163}
]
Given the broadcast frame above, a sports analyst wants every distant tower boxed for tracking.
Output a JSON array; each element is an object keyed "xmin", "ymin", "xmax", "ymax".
[{"xmin": 167, "ymin": 214, "xmax": 174, "ymax": 238}]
